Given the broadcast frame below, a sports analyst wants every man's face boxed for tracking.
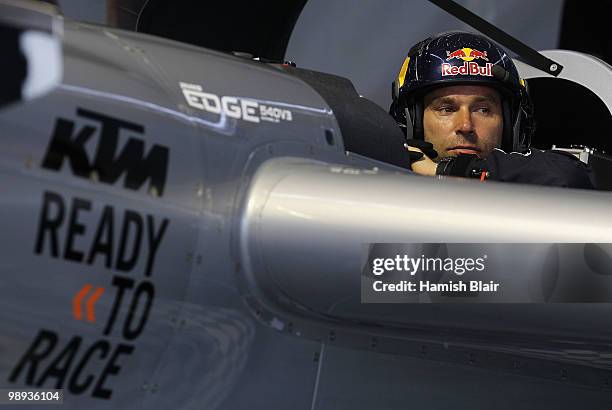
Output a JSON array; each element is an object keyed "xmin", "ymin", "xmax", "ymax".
[{"xmin": 422, "ymin": 85, "xmax": 503, "ymax": 160}]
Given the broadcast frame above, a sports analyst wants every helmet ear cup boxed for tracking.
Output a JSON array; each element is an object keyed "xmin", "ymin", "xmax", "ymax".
[{"xmin": 404, "ymin": 99, "xmax": 424, "ymax": 140}]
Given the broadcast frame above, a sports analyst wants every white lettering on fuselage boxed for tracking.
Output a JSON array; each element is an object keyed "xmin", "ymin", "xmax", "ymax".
[{"xmin": 180, "ymin": 82, "xmax": 293, "ymax": 124}]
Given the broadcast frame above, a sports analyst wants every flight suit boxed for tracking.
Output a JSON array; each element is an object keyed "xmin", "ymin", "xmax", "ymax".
[{"xmin": 436, "ymin": 149, "xmax": 595, "ymax": 189}]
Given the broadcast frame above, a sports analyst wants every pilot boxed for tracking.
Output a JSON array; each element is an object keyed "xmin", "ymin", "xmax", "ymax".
[{"xmin": 389, "ymin": 31, "xmax": 594, "ymax": 189}]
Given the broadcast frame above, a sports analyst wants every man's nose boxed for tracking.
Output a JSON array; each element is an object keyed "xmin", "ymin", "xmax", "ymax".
[{"xmin": 455, "ymin": 108, "xmax": 475, "ymax": 137}]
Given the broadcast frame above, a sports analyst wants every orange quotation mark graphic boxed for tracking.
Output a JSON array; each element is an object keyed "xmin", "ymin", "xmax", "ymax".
[{"xmin": 72, "ymin": 284, "xmax": 105, "ymax": 322}]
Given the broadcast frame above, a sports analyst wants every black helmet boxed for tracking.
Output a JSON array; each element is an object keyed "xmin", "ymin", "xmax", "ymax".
[{"xmin": 390, "ymin": 31, "xmax": 534, "ymax": 152}]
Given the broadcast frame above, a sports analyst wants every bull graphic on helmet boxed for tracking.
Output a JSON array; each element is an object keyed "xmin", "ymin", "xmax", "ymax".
[{"xmin": 446, "ymin": 48, "xmax": 489, "ymax": 61}]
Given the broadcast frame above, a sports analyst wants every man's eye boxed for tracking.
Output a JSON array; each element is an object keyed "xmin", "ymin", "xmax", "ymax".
[
  {"xmin": 475, "ymin": 106, "xmax": 491, "ymax": 114},
  {"xmin": 437, "ymin": 106, "xmax": 454, "ymax": 113}
]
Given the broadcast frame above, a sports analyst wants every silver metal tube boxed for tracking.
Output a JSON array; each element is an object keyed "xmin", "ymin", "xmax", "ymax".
[{"xmin": 240, "ymin": 158, "xmax": 612, "ymax": 335}]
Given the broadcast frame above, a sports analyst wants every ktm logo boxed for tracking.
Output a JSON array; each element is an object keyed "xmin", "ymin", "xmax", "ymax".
[
  {"xmin": 446, "ymin": 48, "xmax": 489, "ymax": 62},
  {"xmin": 41, "ymin": 109, "xmax": 169, "ymax": 196}
]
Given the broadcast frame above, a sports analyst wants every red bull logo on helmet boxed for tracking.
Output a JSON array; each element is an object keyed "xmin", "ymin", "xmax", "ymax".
[
  {"xmin": 441, "ymin": 61, "xmax": 493, "ymax": 77},
  {"xmin": 446, "ymin": 48, "xmax": 489, "ymax": 61},
  {"xmin": 443, "ymin": 47, "xmax": 493, "ymax": 77}
]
